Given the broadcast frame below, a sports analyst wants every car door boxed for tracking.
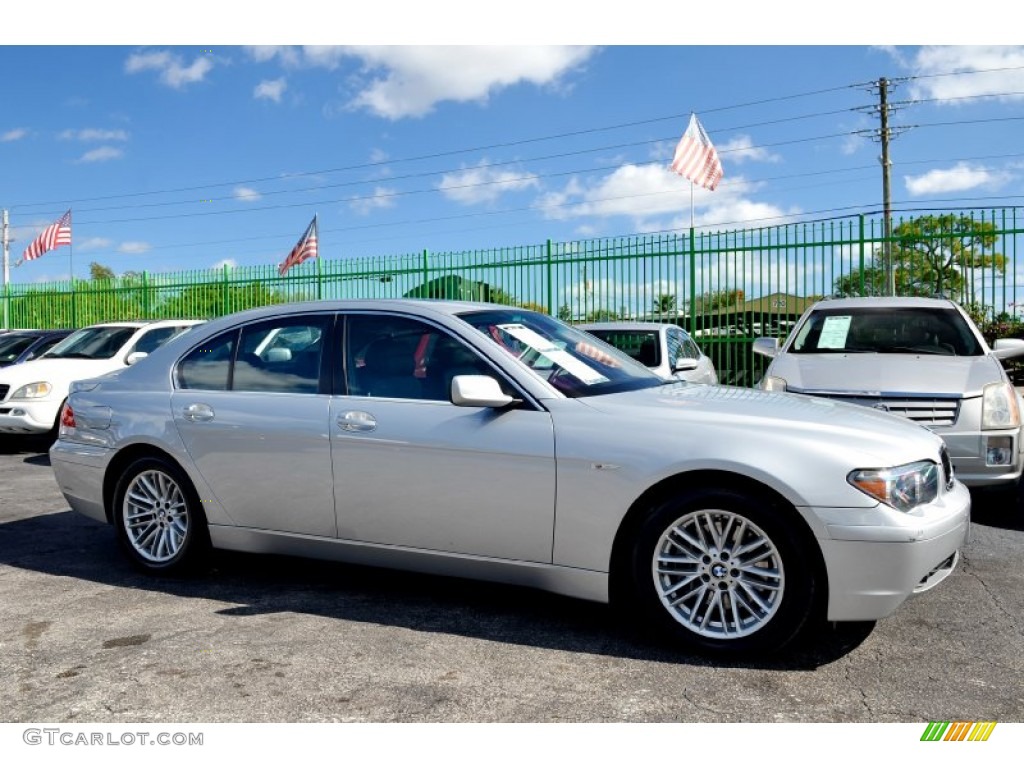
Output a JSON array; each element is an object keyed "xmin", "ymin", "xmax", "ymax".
[
  {"xmin": 171, "ymin": 315, "xmax": 337, "ymax": 538},
  {"xmin": 329, "ymin": 312, "xmax": 556, "ymax": 563}
]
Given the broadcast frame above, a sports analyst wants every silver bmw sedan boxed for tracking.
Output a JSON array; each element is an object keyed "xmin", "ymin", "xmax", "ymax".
[{"xmin": 50, "ymin": 299, "xmax": 969, "ymax": 655}]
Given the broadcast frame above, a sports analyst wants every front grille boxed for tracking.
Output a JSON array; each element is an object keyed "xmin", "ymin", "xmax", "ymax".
[
  {"xmin": 0, "ymin": 385, "xmax": 8, "ymax": 402},
  {"xmin": 809, "ymin": 393, "xmax": 961, "ymax": 427}
]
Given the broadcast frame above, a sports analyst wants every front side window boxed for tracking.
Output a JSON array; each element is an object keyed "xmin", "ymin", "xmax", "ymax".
[
  {"xmin": 790, "ymin": 307, "xmax": 984, "ymax": 356},
  {"xmin": 128, "ymin": 325, "xmax": 193, "ymax": 357},
  {"xmin": 0, "ymin": 335, "xmax": 37, "ymax": 364},
  {"xmin": 345, "ymin": 314, "xmax": 506, "ymax": 401}
]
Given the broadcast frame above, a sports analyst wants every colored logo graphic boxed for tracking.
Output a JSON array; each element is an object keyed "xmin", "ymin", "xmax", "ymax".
[{"xmin": 921, "ymin": 721, "xmax": 997, "ymax": 741}]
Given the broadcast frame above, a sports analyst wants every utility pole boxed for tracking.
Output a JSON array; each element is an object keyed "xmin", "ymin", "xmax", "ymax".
[
  {"xmin": 2, "ymin": 209, "xmax": 10, "ymax": 329},
  {"xmin": 878, "ymin": 77, "xmax": 895, "ymax": 297}
]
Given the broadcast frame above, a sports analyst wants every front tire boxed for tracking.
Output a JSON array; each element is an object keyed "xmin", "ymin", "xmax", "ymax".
[
  {"xmin": 625, "ymin": 487, "xmax": 817, "ymax": 655},
  {"xmin": 113, "ymin": 457, "xmax": 209, "ymax": 574}
]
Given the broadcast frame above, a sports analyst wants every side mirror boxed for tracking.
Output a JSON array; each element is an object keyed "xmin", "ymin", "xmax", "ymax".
[
  {"xmin": 752, "ymin": 337, "xmax": 780, "ymax": 359},
  {"xmin": 673, "ymin": 357, "xmax": 699, "ymax": 372},
  {"xmin": 993, "ymin": 338, "xmax": 1024, "ymax": 360},
  {"xmin": 125, "ymin": 351, "xmax": 148, "ymax": 366},
  {"xmin": 451, "ymin": 375, "xmax": 517, "ymax": 408}
]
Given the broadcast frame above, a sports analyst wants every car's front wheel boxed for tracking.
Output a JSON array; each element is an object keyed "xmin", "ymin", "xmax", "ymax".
[
  {"xmin": 113, "ymin": 457, "xmax": 209, "ymax": 574},
  {"xmin": 624, "ymin": 487, "xmax": 818, "ymax": 655}
]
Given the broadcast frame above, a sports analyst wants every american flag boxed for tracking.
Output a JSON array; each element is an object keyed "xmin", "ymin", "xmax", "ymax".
[
  {"xmin": 670, "ymin": 114, "xmax": 724, "ymax": 191},
  {"xmin": 278, "ymin": 216, "xmax": 319, "ymax": 276},
  {"xmin": 19, "ymin": 209, "xmax": 72, "ymax": 265}
]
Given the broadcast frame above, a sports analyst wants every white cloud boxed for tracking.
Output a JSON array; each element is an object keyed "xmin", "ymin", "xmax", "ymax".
[
  {"xmin": 717, "ymin": 135, "xmax": 779, "ymax": 164},
  {"xmin": 212, "ymin": 258, "xmax": 238, "ymax": 270},
  {"xmin": 59, "ymin": 128, "xmax": 129, "ymax": 142},
  {"xmin": 254, "ymin": 77, "xmax": 287, "ymax": 102},
  {"xmin": 538, "ymin": 162, "xmax": 796, "ymax": 233},
  {"xmin": 125, "ymin": 50, "xmax": 214, "ymax": 89},
  {"xmin": 904, "ymin": 163, "xmax": 1007, "ymax": 195},
  {"xmin": 234, "ymin": 186, "xmax": 262, "ymax": 202},
  {"xmin": 902, "ymin": 46, "xmax": 1024, "ymax": 103},
  {"xmin": 438, "ymin": 162, "xmax": 540, "ymax": 205},
  {"xmin": 118, "ymin": 241, "xmax": 151, "ymax": 254},
  {"xmin": 2, "ymin": 128, "xmax": 28, "ymax": 142},
  {"xmin": 350, "ymin": 186, "xmax": 398, "ymax": 215},
  {"xmin": 347, "ymin": 46, "xmax": 595, "ymax": 119},
  {"xmin": 77, "ymin": 146, "xmax": 123, "ymax": 163},
  {"xmin": 78, "ymin": 237, "xmax": 113, "ymax": 251}
]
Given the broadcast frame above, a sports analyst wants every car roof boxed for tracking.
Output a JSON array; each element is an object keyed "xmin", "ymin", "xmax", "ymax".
[
  {"xmin": 579, "ymin": 322, "xmax": 682, "ymax": 331},
  {"xmin": 810, "ymin": 296, "xmax": 961, "ymax": 310},
  {"xmin": 77, "ymin": 319, "xmax": 205, "ymax": 330}
]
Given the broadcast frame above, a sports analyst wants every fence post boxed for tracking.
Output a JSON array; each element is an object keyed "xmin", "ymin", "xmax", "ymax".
[
  {"xmin": 142, "ymin": 271, "xmax": 150, "ymax": 318},
  {"xmin": 422, "ymin": 248, "xmax": 430, "ymax": 290},
  {"xmin": 858, "ymin": 214, "xmax": 866, "ymax": 296},
  {"xmin": 545, "ymin": 239, "xmax": 553, "ymax": 315},
  {"xmin": 688, "ymin": 228, "xmax": 697, "ymax": 335},
  {"xmin": 222, "ymin": 264, "xmax": 230, "ymax": 316},
  {"xmin": 316, "ymin": 256, "xmax": 323, "ymax": 301}
]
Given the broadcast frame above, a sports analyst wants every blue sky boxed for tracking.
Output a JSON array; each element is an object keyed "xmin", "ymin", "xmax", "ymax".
[{"xmin": 3, "ymin": 5, "xmax": 1022, "ymax": 284}]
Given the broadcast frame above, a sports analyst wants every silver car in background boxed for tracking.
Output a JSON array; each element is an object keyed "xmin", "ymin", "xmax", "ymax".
[
  {"xmin": 579, "ymin": 322, "xmax": 718, "ymax": 384},
  {"xmin": 51, "ymin": 300, "xmax": 968, "ymax": 655},
  {"xmin": 754, "ymin": 296, "xmax": 1024, "ymax": 488}
]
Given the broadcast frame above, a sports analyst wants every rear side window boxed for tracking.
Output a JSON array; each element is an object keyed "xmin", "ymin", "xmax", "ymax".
[{"xmin": 177, "ymin": 331, "xmax": 236, "ymax": 391}]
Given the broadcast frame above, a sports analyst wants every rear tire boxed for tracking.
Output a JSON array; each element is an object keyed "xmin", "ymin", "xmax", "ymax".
[
  {"xmin": 113, "ymin": 456, "xmax": 209, "ymax": 574},
  {"xmin": 624, "ymin": 487, "xmax": 817, "ymax": 655}
]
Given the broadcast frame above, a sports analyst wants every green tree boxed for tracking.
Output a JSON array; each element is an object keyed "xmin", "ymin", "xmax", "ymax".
[
  {"xmin": 157, "ymin": 281, "xmax": 285, "ymax": 319},
  {"xmin": 89, "ymin": 262, "xmax": 115, "ymax": 281},
  {"xmin": 557, "ymin": 303, "xmax": 572, "ymax": 322},
  {"xmin": 652, "ymin": 293, "xmax": 676, "ymax": 319},
  {"xmin": 688, "ymin": 288, "xmax": 744, "ymax": 314},
  {"xmin": 835, "ymin": 214, "xmax": 1005, "ymax": 299}
]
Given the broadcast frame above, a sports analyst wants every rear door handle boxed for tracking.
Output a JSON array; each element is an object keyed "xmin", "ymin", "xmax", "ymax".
[
  {"xmin": 337, "ymin": 410, "xmax": 376, "ymax": 432},
  {"xmin": 183, "ymin": 403, "xmax": 215, "ymax": 422}
]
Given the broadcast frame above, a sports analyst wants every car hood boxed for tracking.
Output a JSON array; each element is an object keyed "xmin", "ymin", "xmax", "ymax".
[
  {"xmin": 0, "ymin": 357, "xmax": 124, "ymax": 387},
  {"xmin": 768, "ymin": 353, "xmax": 1004, "ymax": 397},
  {"xmin": 580, "ymin": 381, "xmax": 943, "ymax": 467}
]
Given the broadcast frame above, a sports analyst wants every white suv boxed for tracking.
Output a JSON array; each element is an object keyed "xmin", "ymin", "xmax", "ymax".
[
  {"xmin": 753, "ymin": 297, "xmax": 1024, "ymax": 488},
  {"xmin": 0, "ymin": 319, "xmax": 203, "ymax": 444}
]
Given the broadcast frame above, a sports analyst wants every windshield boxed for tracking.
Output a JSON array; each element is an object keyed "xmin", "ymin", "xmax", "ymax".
[
  {"xmin": 41, "ymin": 326, "xmax": 138, "ymax": 360},
  {"xmin": 789, "ymin": 307, "xmax": 984, "ymax": 356},
  {"xmin": 457, "ymin": 309, "xmax": 663, "ymax": 397},
  {"xmin": 0, "ymin": 334, "xmax": 38, "ymax": 363}
]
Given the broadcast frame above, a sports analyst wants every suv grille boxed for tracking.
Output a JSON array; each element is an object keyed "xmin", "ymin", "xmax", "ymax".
[{"xmin": 808, "ymin": 394, "xmax": 961, "ymax": 427}]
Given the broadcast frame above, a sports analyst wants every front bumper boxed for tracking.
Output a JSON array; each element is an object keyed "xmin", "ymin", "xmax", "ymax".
[
  {"xmin": 0, "ymin": 397, "xmax": 62, "ymax": 434},
  {"xmin": 812, "ymin": 479, "xmax": 971, "ymax": 621},
  {"xmin": 935, "ymin": 426, "xmax": 1024, "ymax": 487}
]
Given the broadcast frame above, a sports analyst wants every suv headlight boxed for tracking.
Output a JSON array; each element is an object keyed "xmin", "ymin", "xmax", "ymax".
[
  {"xmin": 761, "ymin": 375, "xmax": 787, "ymax": 392},
  {"xmin": 848, "ymin": 460, "xmax": 940, "ymax": 513},
  {"xmin": 10, "ymin": 381, "xmax": 53, "ymax": 400},
  {"xmin": 982, "ymin": 381, "xmax": 1020, "ymax": 429}
]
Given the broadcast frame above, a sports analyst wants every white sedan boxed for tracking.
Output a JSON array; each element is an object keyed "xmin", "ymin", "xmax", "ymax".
[
  {"xmin": 0, "ymin": 319, "xmax": 202, "ymax": 443},
  {"xmin": 580, "ymin": 322, "xmax": 718, "ymax": 384}
]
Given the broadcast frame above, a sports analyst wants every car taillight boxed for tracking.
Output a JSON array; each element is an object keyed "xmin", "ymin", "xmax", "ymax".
[{"xmin": 60, "ymin": 403, "xmax": 76, "ymax": 429}]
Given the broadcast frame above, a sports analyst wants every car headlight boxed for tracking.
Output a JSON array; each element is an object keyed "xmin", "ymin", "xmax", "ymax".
[
  {"xmin": 761, "ymin": 375, "xmax": 787, "ymax": 392},
  {"xmin": 848, "ymin": 460, "xmax": 940, "ymax": 513},
  {"xmin": 10, "ymin": 381, "xmax": 53, "ymax": 400},
  {"xmin": 982, "ymin": 381, "xmax": 1020, "ymax": 429}
]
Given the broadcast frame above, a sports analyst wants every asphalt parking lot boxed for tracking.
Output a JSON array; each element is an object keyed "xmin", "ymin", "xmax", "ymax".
[{"xmin": 2, "ymin": 441, "xmax": 1022, "ymax": 723}]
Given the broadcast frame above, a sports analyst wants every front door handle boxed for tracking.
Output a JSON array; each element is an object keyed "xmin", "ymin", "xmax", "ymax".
[
  {"xmin": 183, "ymin": 403, "xmax": 215, "ymax": 422},
  {"xmin": 338, "ymin": 410, "xmax": 377, "ymax": 432}
]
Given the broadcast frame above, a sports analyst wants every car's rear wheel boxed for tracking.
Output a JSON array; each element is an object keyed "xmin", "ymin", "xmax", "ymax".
[
  {"xmin": 625, "ymin": 487, "xmax": 817, "ymax": 655},
  {"xmin": 113, "ymin": 457, "xmax": 208, "ymax": 574}
]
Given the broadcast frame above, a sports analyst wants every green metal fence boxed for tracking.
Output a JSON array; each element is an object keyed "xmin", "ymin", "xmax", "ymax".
[{"xmin": 4, "ymin": 208, "xmax": 1022, "ymax": 387}]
